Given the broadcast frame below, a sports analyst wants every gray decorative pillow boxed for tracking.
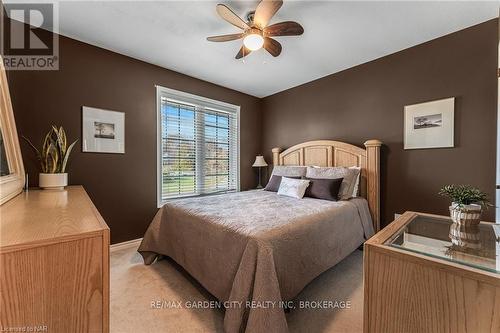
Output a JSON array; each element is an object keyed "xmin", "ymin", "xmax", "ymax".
[
  {"xmin": 350, "ymin": 166, "xmax": 361, "ymax": 197},
  {"xmin": 277, "ymin": 177, "xmax": 310, "ymax": 199},
  {"xmin": 271, "ymin": 165, "xmax": 307, "ymax": 178},
  {"xmin": 306, "ymin": 166, "xmax": 360, "ymax": 200}
]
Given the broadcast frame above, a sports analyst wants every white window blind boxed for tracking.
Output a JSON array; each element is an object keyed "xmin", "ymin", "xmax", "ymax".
[{"xmin": 157, "ymin": 87, "xmax": 239, "ymax": 204}]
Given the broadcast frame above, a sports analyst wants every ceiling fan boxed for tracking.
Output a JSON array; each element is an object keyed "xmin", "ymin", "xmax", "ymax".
[{"xmin": 207, "ymin": 0, "xmax": 304, "ymax": 59}]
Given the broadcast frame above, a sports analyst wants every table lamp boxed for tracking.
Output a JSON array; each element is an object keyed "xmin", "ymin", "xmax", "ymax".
[{"xmin": 252, "ymin": 155, "xmax": 268, "ymax": 189}]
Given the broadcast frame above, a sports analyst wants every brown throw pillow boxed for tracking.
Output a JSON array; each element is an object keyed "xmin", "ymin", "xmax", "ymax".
[
  {"xmin": 304, "ymin": 177, "xmax": 343, "ymax": 201},
  {"xmin": 264, "ymin": 175, "xmax": 300, "ymax": 192},
  {"xmin": 306, "ymin": 166, "xmax": 360, "ymax": 200}
]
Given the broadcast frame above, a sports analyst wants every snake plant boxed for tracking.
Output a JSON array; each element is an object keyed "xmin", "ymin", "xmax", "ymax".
[{"xmin": 23, "ymin": 126, "xmax": 77, "ymax": 173}]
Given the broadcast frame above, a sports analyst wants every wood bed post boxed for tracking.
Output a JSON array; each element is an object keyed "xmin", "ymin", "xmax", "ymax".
[
  {"xmin": 364, "ymin": 140, "xmax": 382, "ymax": 232},
  {"xmin": 272, "ymin": 148, "xmax": 282, "ymax": 166}
]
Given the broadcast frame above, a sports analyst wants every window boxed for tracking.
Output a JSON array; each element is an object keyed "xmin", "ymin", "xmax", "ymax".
[{"xmin": 157, "ymin": 86, "xmax": 239, "ymax": 205}]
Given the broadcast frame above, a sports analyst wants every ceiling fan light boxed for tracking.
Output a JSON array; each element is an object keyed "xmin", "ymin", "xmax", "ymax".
[{"xmin": 243, "ymin": 33, "xmax": 264, "ymax": 51}]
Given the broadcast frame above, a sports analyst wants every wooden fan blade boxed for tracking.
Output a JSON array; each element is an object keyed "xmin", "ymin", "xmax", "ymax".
[
  {"xmin": 216, "ymin": 4, "xmax": 249, "ymax": 30},
  {"xmin": 264, "ymin": 21, "xmax": 304, "ymax": 37},
  {"xmin": 253, "ymin": 0, "xmax": 283, "ymax": 29},
  {"xmin": 235, "ymin": 45, "xmax": 252, "ymax": 59},
  {"xmin": 263, "ymin": 37, "xmax": 282, "ymax": 57},
  {"xmin": 207, "ymin": 33, "xmax": 245, "ymax": 42}
]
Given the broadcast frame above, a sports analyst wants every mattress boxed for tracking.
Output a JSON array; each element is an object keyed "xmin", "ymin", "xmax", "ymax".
[{"xmin": 139, "ymin": 189, "xmax": 374, "ymax": 333}]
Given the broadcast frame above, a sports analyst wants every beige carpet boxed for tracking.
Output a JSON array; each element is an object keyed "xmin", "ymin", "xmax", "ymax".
[{"xmin": 110, "ymin": 245, "xmax": 364, "ymax": 333}]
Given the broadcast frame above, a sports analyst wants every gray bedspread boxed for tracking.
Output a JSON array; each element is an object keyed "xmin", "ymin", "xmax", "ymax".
[{"xmin": 138, "ymin": 190, "xmax": 374, "ymax": 333}]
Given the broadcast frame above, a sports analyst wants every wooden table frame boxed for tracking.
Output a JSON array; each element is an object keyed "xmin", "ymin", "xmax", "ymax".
[
  {"xmin": 1, "ymin": 186, "xmax": 110, "ymax": 333},
  {"xmin": 363, "ymin": 211, "xmax": 500, "ymax": 333}
]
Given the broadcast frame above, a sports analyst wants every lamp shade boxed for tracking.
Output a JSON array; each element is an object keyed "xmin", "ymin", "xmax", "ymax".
[{"xmin": 252, "ymin": 155, "xmax": 268, "ymax": 167}]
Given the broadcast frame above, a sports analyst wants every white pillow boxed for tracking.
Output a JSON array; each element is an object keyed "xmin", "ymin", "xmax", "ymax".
[
  {"xmin": 305, "ymin": 166, "xmax": 360, "ymax": 200},
  {"xmin": 277, "ymin": 177, "xmax": 310, "ymax": 199}
]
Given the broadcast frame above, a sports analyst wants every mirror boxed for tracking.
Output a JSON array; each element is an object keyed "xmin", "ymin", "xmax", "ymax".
[
  {"xmin": 0, "ymin": 129, "xmax": 10, "ymax": 176},
  {"xmin": 0, "ymin": 55, "xmax": 25, "ymax": 205}
]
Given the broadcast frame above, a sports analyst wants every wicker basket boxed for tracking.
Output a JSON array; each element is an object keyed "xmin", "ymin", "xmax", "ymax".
[
  {"xmin": 448, "ymin": 223, "xmax": 481, "ymax": 249},
  {"xmin": 449, "ymin": 203, "xmax": 482, "ymax": 226}
]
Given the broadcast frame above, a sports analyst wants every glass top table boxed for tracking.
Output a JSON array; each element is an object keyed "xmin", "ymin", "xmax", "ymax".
[{"xmin": 386, "ymin": 213, "xmax": 500, "ymax": 274}]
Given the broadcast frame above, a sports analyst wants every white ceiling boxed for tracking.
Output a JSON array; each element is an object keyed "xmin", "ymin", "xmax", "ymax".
[{"xmin": 8, "ymin": 1, "xmax": 500, "ymax": 97}]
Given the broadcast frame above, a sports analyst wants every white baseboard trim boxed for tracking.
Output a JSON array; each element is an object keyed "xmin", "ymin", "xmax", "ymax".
[{"xmin": 110, "ymin": 238, "xmax": 142, "ymax": 252}]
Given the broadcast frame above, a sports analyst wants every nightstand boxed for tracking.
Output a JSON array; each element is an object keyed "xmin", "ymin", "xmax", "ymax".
[{"xmin": 364, "ymin": 211, "xmax": 500, "ymax": 333}]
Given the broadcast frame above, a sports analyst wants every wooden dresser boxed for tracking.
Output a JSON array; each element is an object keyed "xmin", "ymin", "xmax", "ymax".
[{"xmin": 0, "ymin": 186, "xmax": 109, "ymax": 333}]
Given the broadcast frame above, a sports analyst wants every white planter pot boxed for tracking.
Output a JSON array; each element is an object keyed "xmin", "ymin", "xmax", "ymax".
[
  {"xmin": 39, "ymin": 173, "xmax": 68, "ymax": 190},
  {"xmin": 449, "ymin": 202, "xmax": 482, "ymax": 226},
  {"xmin": 448, "ymin": 223, "xmax": 481, "ymax": 249}
]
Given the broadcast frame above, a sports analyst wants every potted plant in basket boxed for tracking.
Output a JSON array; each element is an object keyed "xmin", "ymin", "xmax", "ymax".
[
  {"xmin": 438, "ymin": 184, "xmax": 492, "ymax": 226},
  {"xmin": 23, "ymin": 126, "xmax": 77, "ymax": 190}
]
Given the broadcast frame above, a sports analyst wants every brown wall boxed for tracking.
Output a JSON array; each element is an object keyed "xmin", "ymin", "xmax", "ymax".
[
  {"xmin": 7, "ymin": 18, "xmax": 498, "ymax": 242},
  {"xmin": 7, "ymin": 32, "xmax": 262, "ymax": 244},
  {"xmin": 261, "ymin": 19, "xmax": 498, "ymax": 226}
]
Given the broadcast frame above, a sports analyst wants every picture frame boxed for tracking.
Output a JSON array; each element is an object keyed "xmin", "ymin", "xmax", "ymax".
[
  {"xmin": 404, "ymin": 97, "xmax": 455, "ymax": 150},
  {"xmin": 82, "ymin": 106, "xmax": 125, "ymax": 153}
]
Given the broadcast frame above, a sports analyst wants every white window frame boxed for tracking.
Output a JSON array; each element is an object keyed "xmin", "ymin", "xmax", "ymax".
[{"xmin": 156, "ymin": 86, "xmax": 240, "ymax": 207}]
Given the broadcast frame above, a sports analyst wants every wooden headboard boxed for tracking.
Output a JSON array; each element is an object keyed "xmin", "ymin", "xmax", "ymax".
[{"xmin": 272, "ymin": 140, "xmax": 382, "ymax": 232}]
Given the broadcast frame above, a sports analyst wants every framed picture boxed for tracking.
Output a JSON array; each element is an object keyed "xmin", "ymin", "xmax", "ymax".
[
  {"xmin": 404, "ymin": 97, "xmax": 454, "ymax": 150},
  {"xmin": 82, "ymin": 106, "xmax": 125, "ymax": 153}
]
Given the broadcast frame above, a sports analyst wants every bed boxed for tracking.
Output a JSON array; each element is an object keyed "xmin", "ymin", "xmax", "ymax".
[{"xmin": 139, "ymin": 139, "xmax": 382, "ymax": 333}]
